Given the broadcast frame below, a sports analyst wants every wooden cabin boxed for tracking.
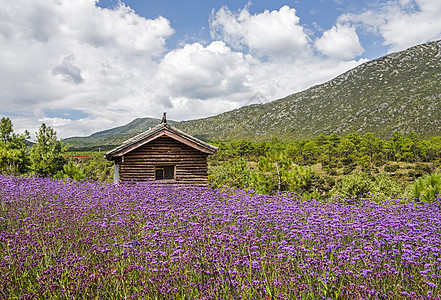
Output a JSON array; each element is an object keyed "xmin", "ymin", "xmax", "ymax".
[{"xmin": 105, "ymin": 114, "xmax": 218, "ymax": 185}]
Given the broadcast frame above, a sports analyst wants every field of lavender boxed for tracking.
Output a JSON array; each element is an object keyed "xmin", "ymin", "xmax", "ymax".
[{"xmin": 1, "ymin": 175, "xmax": 440, "ymax": 299}]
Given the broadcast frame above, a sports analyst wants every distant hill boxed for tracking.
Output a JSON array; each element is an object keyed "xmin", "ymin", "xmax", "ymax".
[
  {"xmin": 64, "ymin": 117, "xmax": 177, "ymax": 149},
  {"xmin": 65, "ymin": 40, "xmax": 441, "ymax": 149}
]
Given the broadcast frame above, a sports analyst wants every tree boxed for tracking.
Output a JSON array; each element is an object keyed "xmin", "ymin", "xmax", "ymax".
[
  {"xmin": 0, "ymin": 117, "xmax": 30, "ymax": 174},
  {"xmin": 0, "ymin": 117, "xmax": 13, "ymax": 144},
  {"xmin": 390, "ymin": 131, "xmax": 404, "ymax": 161},
  {"xmin": 361, "ymin": 133, "xmax": 381, "ymax": 166},
  {"xmin": 233, "ymin": 139, "xmax": 255, "ymax": 158},
  {"xmin": 30, "ymin": 123, "xmax": 67, "ymax": 176},
  {"xmin": 252, "ymin": 151, "xmax": 314, "ymax": 195},
  {"xmin": 301, "ymin": 140, "xmax": 317, "ymax": 162},
  {"xmin": 337, "ymin": 138, "xmax": 356, "ymax": 163},
  {"xmin": 253, "ymin": 151, "xmax": 292, "ymax": 194}
]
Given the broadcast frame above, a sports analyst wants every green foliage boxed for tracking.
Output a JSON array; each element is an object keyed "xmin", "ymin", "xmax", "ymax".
[
  {"xmin": 0, "ymin": 117, "xmax": 30, "ymax": 174},
  {"xmin": 331, "ymin": 171, "xmax": 402, "ymax": 198},
  {"xmin": 80, "ymin": 153, "xmax": 114, "ymax": 182},
  {"xmin": 361, "ymin": 133, "xmax": 382, "ymax": 165},
  {"xmin": 0, "ymin": 118, "xmax": 114, "ymax": 182},
  {"xmin": 252, "ymin": 151, "xmax": 292, "ymax": 194},
  {"xmin": 405, "ymin": 173, "xmax": 441, "ymax": 203},
  {"xmin": 30, "ymin": 123, "xmax": 67, "ymax": 176},
  {"xmin": 384, "ymin": 163, "xmax": 399, "ymax": 173},
  {"xmin": 54, "ymin": 161, "xmax": 86, "ymax": 181},
  {"xmin": 207, "ymin": 133, "xmax": 441, "ymax": 199},
  {"xmin": 343, "ymin": 163, "xmax": 356, "ymax": 175},
  {"xmin": 208, "ymin": 158, "xmax": 252, "ymax": 189},
  {"xmin": 0, "ymin": 117, "xmax": 13, "ymax": 143},
  {"xmin": 252, "ymin": 151, "xmax": 314, "ymax": 195}
]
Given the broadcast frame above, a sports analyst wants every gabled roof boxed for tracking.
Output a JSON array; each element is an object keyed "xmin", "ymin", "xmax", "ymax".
[{"xmin": 105, "ymin": 122, "xmax": 218, "ymax": 160}]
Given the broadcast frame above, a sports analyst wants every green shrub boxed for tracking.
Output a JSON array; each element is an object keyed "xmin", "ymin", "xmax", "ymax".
[
  {"xmin": 415, "ymin": 163, "xmax": 432, "ymax": 174},
  {"xmin": 384, "ymin": 163, "xmax": 399, "ymax": 173},
  {"xmin": 326, "ymin": 177, "xmax": 336, "ymax": 188},
  {"xmin": 325, "ymin": 168, "xmax": 338, "ymax": 176},
  {"xmin": 343, "ymin": 163, "xmax": 356, "ymax": 175},
  {"xmin": 208, "ymin": 158, "xmax": 252, "ymax": 189},
  {"xmin": 375, "ymin": 161, "xmax": 385, "ymax": 167},
  {"xmin": 54, "ymin": 161, "xmax": 86, "ymax": 181},
  {"xmin": 331, "ymin": 171, "xmax": 401, "ymax": 198},
  {"xmin": 405, "ymin": 173, "xmax": 441, "ymax": 203}
]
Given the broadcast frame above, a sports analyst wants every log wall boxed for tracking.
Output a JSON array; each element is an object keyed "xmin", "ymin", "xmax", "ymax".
[{"xmin": 117, "ymin": 136, "xmax": 210, "ymax": 185}]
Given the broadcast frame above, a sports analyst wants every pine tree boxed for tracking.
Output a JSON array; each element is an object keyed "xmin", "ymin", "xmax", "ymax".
[
  {"xmin": 30, "ymin": 123, "xmax": 67, "ymax": 176},
  {"xmin": 0, "ymin": 117, "xmax": 30, "ymax": 174}
]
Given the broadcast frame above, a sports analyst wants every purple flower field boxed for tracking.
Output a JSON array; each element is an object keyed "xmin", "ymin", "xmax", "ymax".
[{"xmin": 1, "ymin": 175, "xmax": 440, "ymax": 299}]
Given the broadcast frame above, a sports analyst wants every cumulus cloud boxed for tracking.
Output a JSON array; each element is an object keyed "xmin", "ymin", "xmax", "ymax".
[
  {"xmin": 0, "ymin": 0, "xmax": 174, "ymax": 138},
  {"xmin": 156, "ymin": 41, "xmax": 256, "ymax": 100},
  {"xmin": 315, "ymin": 23, "xmax": 364, "ymax": 60},
  {"xmin": 210, "ymin": 5, "xmax": 310, "ymax": 57},
  {"xmin": 339, "ymin": 0, "xmax": 441, "ymax": 52}
]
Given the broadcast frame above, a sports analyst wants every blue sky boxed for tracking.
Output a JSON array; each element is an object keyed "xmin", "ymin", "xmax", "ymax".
[
  {"xmin": 1, "ymin": 0, "xmax": 441, "ymax": 139},
  {"xmin": 96, "ymin": 0, "xmax": 385, "ymax": 58}
]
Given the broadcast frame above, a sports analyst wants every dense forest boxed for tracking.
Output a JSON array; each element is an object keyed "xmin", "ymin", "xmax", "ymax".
[{"xmin": 1, "ymin": 116, "xmax": 440, "ymax": 202}]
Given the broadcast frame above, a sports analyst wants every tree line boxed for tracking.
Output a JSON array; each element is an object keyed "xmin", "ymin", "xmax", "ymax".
[
  {"xmin": 210, "ymin": 132, "xmax": 441, "ymax": 166},
  {"xmin": 2, "ymin": 115, "xmax": 439, "ymax": 201},
  {"xmin": 208, "ymin": 132, "xmax": 441, "ymax": 201},
  {"xmin": 0, "ymin": 117, "xmax": 113, "ymax": 181}
]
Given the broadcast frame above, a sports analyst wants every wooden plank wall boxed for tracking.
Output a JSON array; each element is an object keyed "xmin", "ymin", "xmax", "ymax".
[{"xmin": 118, "ymin": 136, "xmax": 210, "ymax": 185}]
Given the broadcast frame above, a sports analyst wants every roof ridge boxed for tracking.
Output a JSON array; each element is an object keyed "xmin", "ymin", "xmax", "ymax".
[{"xmin": 105, "ymin": 122, "xmax": 217, "ymax": 160}]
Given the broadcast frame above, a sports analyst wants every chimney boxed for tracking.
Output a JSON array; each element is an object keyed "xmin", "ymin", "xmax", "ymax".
[{"xmin": 161, "ymin": 112, "xmax": 167, "ymax": 124}]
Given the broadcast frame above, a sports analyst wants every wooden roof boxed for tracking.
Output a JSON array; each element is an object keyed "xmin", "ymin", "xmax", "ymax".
[{"xmin": 105, "ymin": 122, "xmax": 218, "ymax": 160}]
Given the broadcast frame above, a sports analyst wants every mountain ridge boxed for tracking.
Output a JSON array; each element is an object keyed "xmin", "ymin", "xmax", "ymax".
[
  {"xmin": 64, "ymin": 39, "xmax": 441, "ymax": 149},
  {"xmin": 64, "ymin": 117, "xmax": 177, "ymax": 148}
]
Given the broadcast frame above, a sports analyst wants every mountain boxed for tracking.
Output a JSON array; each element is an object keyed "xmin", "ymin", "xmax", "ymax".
[
  {"xmin": 64, "ymin": 117, "xmax": 177, "ymax": 149},
  {"xmin": 177, "ymin": 40, "xmax": 441, "ymax": 140},
  {"xmin": 65, "ymin": 40, "xmax": 441, "ymax": 149}
]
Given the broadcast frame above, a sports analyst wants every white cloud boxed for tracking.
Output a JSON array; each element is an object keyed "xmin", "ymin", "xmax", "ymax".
[
  {"xmin": 315, "ymin": 23, "xmax": 364, "ymax": 60},
  {"xmin": 0, "ymin": 1, "xmax": 400, "ymax": 140},
  {"xmin": 210, "ymin": 5, "xmax": 310, "ymax": 57},
  {"xmin": 339, "ymin": 0, "xmax": 441, "ymax": 52},
  {"xmin": 156, "ymin": 41, "xmax": 257, "ymax": 100},
  {"xmin": 0, "ymin": 0, "xmax": 174, "ymax": 138}
]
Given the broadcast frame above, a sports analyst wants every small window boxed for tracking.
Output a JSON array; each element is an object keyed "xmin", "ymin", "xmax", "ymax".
[{"xmin": 155, "ymin": 166, "xmax": 175, "ymax": 180}]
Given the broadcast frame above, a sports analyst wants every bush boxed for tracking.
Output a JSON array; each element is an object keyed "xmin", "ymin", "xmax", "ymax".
[
  {"xmin": 321, "ymin": 160, "xmax": 337, "ymax": 169},
  {"xmin": 405, "ymin": 173, "xmax": 441, "ymax": 203},
  {"xmin": 54, "ymin": 161, "xmax": 85, "ymax": 181},
  {"xmin": 208, "ymin": 158, "xmax": 252, "ymax": 189},
  {"xmin": 415, "ymin": 163, "xmax": 432, "ymax": 174},
  {"xmin": 326, "ymin": 177, "xmax": 336, "ymax": 187},
  {"xmin": 343, "ymin": 163, "xmax": 356, "ymax": 175},
  {"xmin": 384, "ymin": 163, "xmax": 399, "ymax": 173},
  {"xmin": 341, "ymin": 157, "xmax": 353, "ymax": 166},
  {"xmin": 375, "ymin": 161, "xmax": 385, "ymax": 167},
  {"xmin": 331, "ymin": 171, "xmax": 401, "ymax": 198},
  {"xmin": 325, "ymin": 168, "xmax": 338, "ymax": 176}
]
